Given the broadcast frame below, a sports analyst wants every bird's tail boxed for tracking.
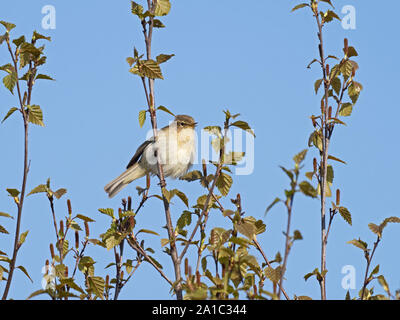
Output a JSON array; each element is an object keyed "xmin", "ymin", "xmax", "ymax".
[{"xmin": 104, "ymin": 163, "xmax": 146, "ymax": 198}]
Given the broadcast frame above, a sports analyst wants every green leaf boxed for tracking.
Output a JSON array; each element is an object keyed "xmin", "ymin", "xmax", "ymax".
[
  {"xmin": 12, "ymin": 35, "xmax": 25, "ymax": 47},
  {"xmin": 157, "ymin": 105, "xmax": 175, "ymax": 117},
  {"xmin": 177, "ymin": 211, "xmax": 192, "ymax": 230},
  {"xmin": 216, "ymin": 172, "xmax": 233, "ymax": 196},
  {"xmin": 0, "ymin": 225, "xmax": 9, "ymax": 234},
  {"xmin": 377, "ymin": 275, "xmax": 390, "ymax": 294},
  {"xmin": 293, "ymin": 149, "xmax": 307, "ymax": 165},
  {"xmin": 131, "ymin": 1, "xmax": 144, "ymax": 17},
  {"xmin": 224, "ymin": 151, "xmax": 245, "ymax": 165},
  {"xmin": 230, "ymin": 121, "xmax": 255, "ymax": 137},
  {"xmin": 293, "ymin": 230, "xmax": 303, "ymax": 240},
  {"xmin": 54, "ymin": 188, "xmax": 67, "ymax": 199},
  {"xmin": 320, "ymin": 0, "xmax": 334, "ymax": 8},
  {"xmin": 348, "ymin": 81, "xmax": 363, "ymax": 104},
  {"xmin": 154, "ymin": 0, "xmax": 171, "ymax": 16},
  {"xmin": 169, "ymin": 189, "xmax": 189, "ymax": 208},
  {"xmin": 98, "ymin": 208, "xmax": 114, "ymax": 219},
  {"xmin": 291, "ymin": 3, "xmax": 309, "ymax": 12},
  {"xmin": 0, "ymin": 33, "xmax": 7, "ymax": 45},
  {"xmin": 27, "ymin": 105, "xmax": 45, "ymax": 127},
  {"xmin": 204, "ymin": 126, "xmax": 222, "ymax": 138},
  {"xmin": 137, "ymin": 229, "xmax": 160, "ymax": 236},
  {"xmin": 17, "ymin": 265, "xmax": 33, "ymax": 283},
  {"xmin": 3, "ymin": 70, "xmax": 17, "ymax": 94},
  {"xmin": 347, "ymin": 239, "xmax": 368, "ymax": 251},
  {"xmin": 308, "ymin": 130, "xmax": 323, "ymax": 152},
  {"xmin": 0, "ymin": 21, "xmax": 16, "ymax": 32},
  {"xmin": 7, "ymin": 188, "xmax": 20, "ymax": 197},
  {"xmin": 331, "ymin": 77, "xmax": 341, "ymax": 96},
  {"xmin": 327, "ymin": 165, "xmax": 334, "ymax": 183},
  {"xmin": 265, "ymin": 197, "xmax": 281, "ymax": 214},
  {"xmin": 338, "ymin": 207, "xmax": 352, "ymax": 225},
  {"xmin": 323, "ymin": 10, "xmax": 341, "ymax": 23},
  {"xmin": 0, "ymin": 212, "xmax": 13, "ymax": 219},
  {"xmin": 27, "ymin": 289, "xmax": 49, "ymax": 300},
  {"xmin": 27, "ymin": 184, "xmax": 47, "ymax": 196},
  {"xmin": 76, "ymin": 214, "xmax": 95, "ymax": 222},
  {"xmin": 265, "ymin": 266, "xmax": 281, "ymax": 284},
  {"xmin": 339, "ymin": 103, "xmax": 353, "ymax": 117},
  {"xmin": 299, "ymin": 181, "xmax": 318, "ymax": 198},
  {"xmin": 2, "ymin": 107, "xmax": 18, "ymax": 123},
  {"xmin": 130, "ymin": 59, "xmax": 164, "ymax": 79},
  {"xmin": 236, "ymin": 217, "xmax": 257, "ymax": 240},
  {"xmin": 345, "ymin": 46, "xmax": 358, "ymax": 58},
  {"xmin": 35, "ymin": 74, "xmax": 54, "ymax": 81},
  {"xmin": 314, "ymin": 79, "xmax": 323, "ymax": 94},
  {"xmin": 88, "ymin": 276, "xmax": 105, "ymax": 300},
  {"xmin": 138, "ymin": 110, "xmax": 146, "ymax": 128},
  {"xmin": 156, "ymin": 54, "xmax": 175, "ymax": 64},
  {"xmin": 180, "ymin": 170, "xmax": 202, "ymax": 182},
  {"xmin": 328, "ymin": 155, "xmax": 347, "ymax": 165},
  {"xmin": 153, "ymin": 19, "xmax": 165, "ymax": 28},
  {"xmin": 32, "ymin": 31, "xmax": 51, "ymax": 42},
  {"xmin": 18, "ymin": 230, "xmax": 29, "ymax": 246}
]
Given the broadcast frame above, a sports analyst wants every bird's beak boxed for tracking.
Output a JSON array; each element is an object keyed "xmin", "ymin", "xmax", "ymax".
[{"xmin": 193, "ymin": 122, "xmax": 198, "ymax": 128}]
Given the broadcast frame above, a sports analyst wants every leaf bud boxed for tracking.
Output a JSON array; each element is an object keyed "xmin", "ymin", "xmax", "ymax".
[
  {"xmin": 75, "ymin": 230, "xmax": 79, "ymax": 249},
  {"xmin": 336, "ymin": 189, "xmax": 341, "ymax": 206},
  {"xmin": 344, "ymin": 38, "xmax": 349, "ymax": 55},
  {"xmin": 184, "ymin": 258, "xmax": 189, "ymax": 275},
  {"xmin": 50, "ymin": 243, "xmax": 55, "ymax": 259},
  {"xmin": 84, "ymin": 221, "xmax": 90, "ymax": 237},
  {"xmin": 128, "ymin": 196, "xmax": 132, "ymax": 211},
  {"xmin": 196, "ymin": 271, "xmax": 201, "ymax": 286},
  {"xmin": 67, "ymin": 199, "xmax": 72, "ymax": 216}
]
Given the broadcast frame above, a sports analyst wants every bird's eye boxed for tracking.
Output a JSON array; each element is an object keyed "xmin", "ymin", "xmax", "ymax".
[{"xmin": 179, "ymin": 122, "xmax": 184, "ymax": 126}]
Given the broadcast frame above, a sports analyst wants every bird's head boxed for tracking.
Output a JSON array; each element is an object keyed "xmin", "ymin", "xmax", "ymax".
[{"xmin": 174, "ymin": 115, "xmax": 197, "ymax": 129}]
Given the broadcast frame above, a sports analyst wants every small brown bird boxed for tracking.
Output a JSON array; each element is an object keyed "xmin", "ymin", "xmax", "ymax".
[{"xmin": 104, "ymin": 115, "xmax": 197, "ymax": 198}]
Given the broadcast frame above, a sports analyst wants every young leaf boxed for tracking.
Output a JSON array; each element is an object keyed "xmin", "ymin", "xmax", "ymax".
[
  {"xmin": 216, "ymin": 172, "xmax": 233, "ymax": 196},
  {"xmin": 154, "ymin": 0, "xmax": 171, "ymax": 16},
  {"xmin": 157, "ymin": 105, "xmax": 175, "ymax": 116},
  {"xmin": 138, "ymin": 110, "xmax": 146, "ymax": 128},
  {"xmin": 299, "ymin": 181, "xmax": 318, "ymax": 198},
  {"xmin": 76, "ymin": 214, "xmax": 95, "ymax": 222},
  {"xmin": 88, "ymin": 276, "xmax": 105, "ymax": 300},
  {"xmin": 17, "ymin": 265, "xmax": 33, "ymax": 283},
  {"xmin": 35, "ymin": 74, "xmax": 54, "ymax": 81},
  {"xmin": 339, "ymin": 103, "xmax": 353, "ymax": 117},
  {"xmin": 0, "ymin": 21, "xmax": 16, "ymax": 32},
  {"xmin": 230, "ymin": 121, "xmax": 255, "ymax": 137},
  {"xmin": 2, "ymin": 107, "xmax": 18, "ymax": 123},
  {"xmin": 27, "ymin": 184, "xmax": 47, "ymax": 196},
  {"xmin": 347, "ymin": 239, "xmax": 368, "ymax": 251},
  {"xmin": 291, "ymin": 3, "xmax": 309, "ymax": 12},
  {"xmin": 137, "ymin": 229, "xmax": 160, "ymax": 236},
  {"xmin": 156, "ymin": 54, "xmax": 175, "ymax": 64},
  {"xmin": 314, "ymin": 79, "xmax": 323, "ymax": 94},
  {"xmin": 27, "ymin": 105, "xmax": 45, "ymax": 127},
  {"xmin": 18, "ymin": 230, "xmax": 29, "ymax": 246},
  {"xmin": 3, "ymin": 70, "xmax": 17, "ymax": 94},
  {"xmin": 338, "ymin": 207, "xmax": 352, "ymax": 226},
  {"xmin": 98, "ymin": 208, "xmax": 114, "ymax": 219},
  {"xmin": 54, "ymin": 188, "xmax": 67, "ymax": 199},
  {"xmin": 265, "ymin": 197, "xmax": 281, "ymax": 214},
  {"xmin": 32, "ymin": 31, "xmax": 51, "ymax": 42},
  {"xmin": 7, "ymin": 188, "xmax": 20, "ymax": 197}
]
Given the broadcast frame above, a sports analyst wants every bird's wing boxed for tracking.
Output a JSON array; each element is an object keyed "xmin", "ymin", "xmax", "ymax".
[{"xmin": 126, "ymin": 139, "xmax": 155, "ymax": 169}]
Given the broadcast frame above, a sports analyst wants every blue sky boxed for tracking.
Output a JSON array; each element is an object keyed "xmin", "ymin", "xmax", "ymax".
[{"xmin": 0, "ymin": 0, "xmax": 399, "ymax": 300}]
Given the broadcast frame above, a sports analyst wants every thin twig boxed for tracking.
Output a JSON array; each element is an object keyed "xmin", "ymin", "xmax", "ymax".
[{"xmin": 2, "ymin": 37, "xmax": 32, "ymax": 300}]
